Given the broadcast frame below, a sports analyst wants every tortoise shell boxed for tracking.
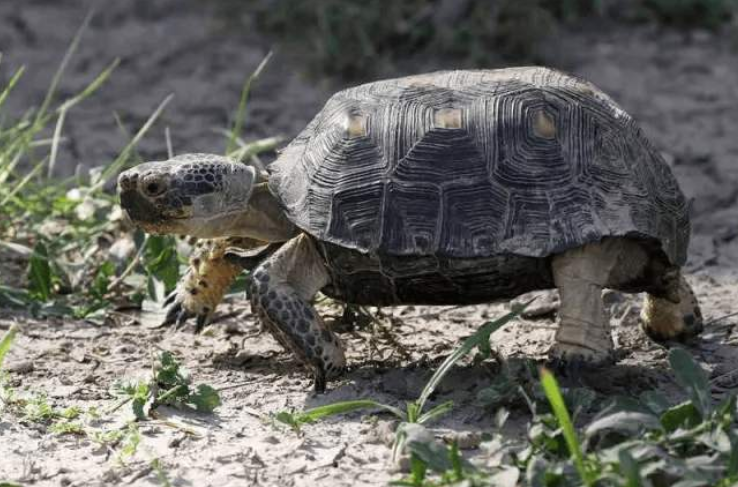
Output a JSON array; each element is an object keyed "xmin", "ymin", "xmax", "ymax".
[{"xmin": 269, "ymin": 67, "xmax": 689, "ymax": 270}]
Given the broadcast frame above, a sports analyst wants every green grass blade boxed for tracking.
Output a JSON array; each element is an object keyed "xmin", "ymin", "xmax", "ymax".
[
  {"xmin": 48, "ymin": 59, "xmax": 119, "ymax": 178},
  {"xmin": 0, "ymin": 157, "xmax": 47, "ymax": 206},
  {"xmin": 0, "ymin": 324, "xmax": 19, "ymax": 368},
  {"xmin": 294, "ymin": 399, "xmax": 404, "ymax": 424},
  {"xmin": 57, "ymin": 59, "xmax": 120, "ymax": 114},
  {"xmin": 28, "ymin": 241, "xmax": 52, "ymax": 301},
  {"xmin": 112, "ymin": 112, "xmax": 144, "ymax": 167},
  {"xmin": 415, "ymin": 303, "xmax": 527, "ymax": 416},
  {"xmin": 225, "ymin": 51, "xmax": 273, "ymax": 155},
  {"xmin": 35, "ymin": 8, "xmax": 94, "ymax": 122},
  {"xmin": 417, "ymin": 400, "xmax": 454, "ymax": 425},
  {"xmin": 540, "ymin": 368, "xmax": 593, "ymax": 487},
  {"xmin": 47, "ymin": 108, "xmax": 66, "ymax": 179},
  {"xmin": 227, "ymin": 135, "xmax": 284, "ymax": 161},
  {"xmin": 0, "ymin": 65, "xmax": 26, "ymax": 113},
  {"xmin": 91, "ymin": 94, "xmax": 174, "ymax": 193}
]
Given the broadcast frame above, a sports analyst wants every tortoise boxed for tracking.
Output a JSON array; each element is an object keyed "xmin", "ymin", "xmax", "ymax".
[{"xmin": 118, "ymin": 67, "xmax": 703, "ymax": 392}]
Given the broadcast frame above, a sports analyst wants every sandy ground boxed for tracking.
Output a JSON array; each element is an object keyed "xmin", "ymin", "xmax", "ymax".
[{"xmin": 2, "ymin": 2, "xmax": 738, "ymax": 486}]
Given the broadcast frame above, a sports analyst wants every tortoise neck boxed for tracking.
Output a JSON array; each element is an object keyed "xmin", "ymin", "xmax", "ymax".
[{"xmin": 231, "ymin": 183, "xmax": 300, "ymax": 242}]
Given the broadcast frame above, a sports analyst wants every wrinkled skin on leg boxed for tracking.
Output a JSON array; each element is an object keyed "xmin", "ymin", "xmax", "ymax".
[
  {"xmin": 249, "ymin": 235, "xmax": 346, "ymax": 392},
  {"xmin": 549, "ymin": 240, "xmax": 619, "ymax": 366},
  {"xmin": 549, "ymin": 238, "xmax": 704, "ymax": 369},
  {"xmin": 164, "ymin": 237, "xmax": 264, "ymax": 330}
]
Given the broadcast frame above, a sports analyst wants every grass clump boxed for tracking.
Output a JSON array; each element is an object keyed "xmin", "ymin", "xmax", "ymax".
[
  {"xmin": 0, "ymin": 24, "xmax": 278, "ymax": 326},
  {"xmin": 394, "ymin": 347, "xmax": 738, "ymax": 487},
  {"xmin": 240, "ymin": 0, "xmax": 736, "ymax": 79},
  {"xmin": 0, "ymin": 18, "xmax": 178, "ymax": 322},
  {"xmin": 643, "ymin": 0, "xmax": 736, "ymax": 29}
]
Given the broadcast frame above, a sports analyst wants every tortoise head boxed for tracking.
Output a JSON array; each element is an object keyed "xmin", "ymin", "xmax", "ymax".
[{"xmin": 117, "ymin": 153, "xmax": 256, "ymax": 237}]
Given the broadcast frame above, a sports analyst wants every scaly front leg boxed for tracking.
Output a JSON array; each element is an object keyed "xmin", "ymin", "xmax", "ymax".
[
  {"xmin": 163, "ymin": 237, "xmax": 263, "ymax": 331},
  {"xmin": 249, "ymin": 235, "xmax": 346, "ymax": 392}
]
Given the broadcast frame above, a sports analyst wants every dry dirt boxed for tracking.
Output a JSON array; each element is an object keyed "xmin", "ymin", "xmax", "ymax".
[{"xmin": 2, "ymin": 2, "xmax": 738, "ymax": 486}]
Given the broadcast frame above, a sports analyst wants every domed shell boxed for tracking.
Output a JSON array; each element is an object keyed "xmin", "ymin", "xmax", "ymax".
[{"xmin": 268, "ymin": 67, "xmax": 689, "ymax": 265}]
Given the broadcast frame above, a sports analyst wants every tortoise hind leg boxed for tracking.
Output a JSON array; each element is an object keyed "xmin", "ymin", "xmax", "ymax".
[
  {"xmin": 549, "ymin": 240, "xmax": 621, "ymax": 365},
  {"xmin": 641, "ymin": 273, "xmax": 703, "ymax": 343},
  {"xmin": 249, "ymin": 235, "xmax": 346, "ymax": 392}
]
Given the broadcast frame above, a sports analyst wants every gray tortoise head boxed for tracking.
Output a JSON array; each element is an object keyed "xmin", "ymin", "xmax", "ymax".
[{"xmin": 118, "ymin": 153, "xmax": 255, "ymax": 237}]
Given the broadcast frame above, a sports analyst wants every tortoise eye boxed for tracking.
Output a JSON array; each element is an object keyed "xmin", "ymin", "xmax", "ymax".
[{"xmin": 143, "ymin": 179, "xmax": 166, "ymax": 196}]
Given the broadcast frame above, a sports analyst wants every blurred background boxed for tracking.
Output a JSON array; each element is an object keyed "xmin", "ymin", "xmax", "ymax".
[{"xmin": 1, "ymin": 0, "xmax": 737, "ymax": 260}]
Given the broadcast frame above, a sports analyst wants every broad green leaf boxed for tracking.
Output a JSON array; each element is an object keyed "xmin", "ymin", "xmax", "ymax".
[
  {"xmin": 89, "ymin": 261, "xmax": 115, "ymax": 299},
  {"xmin": 618, "ymin": 449, "xmax": 644, "ymax": 487},
  {"xmin": 639, "ymin": 390, "xmax": 671, "ymax": 416},
  {"xmin": 131, "ymin": 396, "xmax": 147, "ymax": 420},
  {"xmin": 406, "ymin": 440, "xmax": 455, "ymax": 474},
  {"xmin": 188, "ymin": 384, "xmax": 221, "ymax": 413},
  {"xmin": 477, "ymin": 372, "xmax": 518, "ymax": 409},
  {"xmin": 155, "ymin": 351, "xmax": 188, "ymax": 387},
  {"xmin": 661, "ymin": 401, "xmax": 702, "ymax": 433},
  {"xmin": 668, "ymin": 348, "xmax": 712, "ymax": 416},
  {"xmin": 144, "ymin": 236, "xmax": 180, "ymax": 295}
]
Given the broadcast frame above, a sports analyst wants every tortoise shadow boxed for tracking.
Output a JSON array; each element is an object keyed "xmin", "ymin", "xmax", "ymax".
[{"xmin": 302, "ymin": 357, "xmax": 674, "ymax": 412}]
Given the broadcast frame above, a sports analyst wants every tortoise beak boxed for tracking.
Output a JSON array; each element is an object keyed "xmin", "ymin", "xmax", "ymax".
[{"xmin": 118, "ymin": 188, "xmax": 161, "ymax": 226}]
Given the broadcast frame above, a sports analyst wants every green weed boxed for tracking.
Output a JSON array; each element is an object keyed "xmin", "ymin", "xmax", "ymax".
[
  {"xmin": 111, "ymin": 350, "xmax": 221, "ymax": 420},
  {"xmin": 398, "ymin": 347, "xmax": 738, "ymax": 486}
]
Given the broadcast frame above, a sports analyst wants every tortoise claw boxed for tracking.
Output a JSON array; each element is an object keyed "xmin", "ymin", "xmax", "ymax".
[
  {"xmin": 313, "ymin": 369, "xmax": 327, "ymax": 394},
  {"xmin": 175, "ymin": 308, "xmax": 192, "ymax": 329},
  {"xmin": 195, "ymin": 314, "xmax": 208, "ymax": 333},
  {"xmin": 161, "ymin": 290, "xmax": 208, "ymax": 332},
  {"xmin": 162, "ymin": 301, "xmax": 183, "ymax": 327},
  {"xmin": 163, "ymin": 290, "xmax": 178, "ymax": 308}
]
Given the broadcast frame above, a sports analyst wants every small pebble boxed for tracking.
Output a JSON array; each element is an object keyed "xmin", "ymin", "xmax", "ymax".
[
  {"xmin": 114, "ymin": 344, "xmax": 136, "ymax": 354},
  {"xmin": 262, "ymin": 435, "xmax": 280, "ymax": 445},
  {"xmin": 443, "ymin": 430, "xmax": 482, "ymax": 450}
]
